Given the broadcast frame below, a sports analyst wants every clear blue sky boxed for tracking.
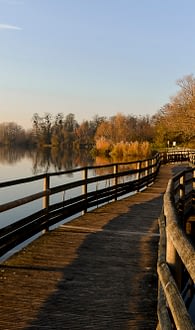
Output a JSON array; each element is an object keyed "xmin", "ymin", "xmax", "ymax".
[{"xmin": 0, "ymin": 0, "xmax": 195, "ymax": 128}]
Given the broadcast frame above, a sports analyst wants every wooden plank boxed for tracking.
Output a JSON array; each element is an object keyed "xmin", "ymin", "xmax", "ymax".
[
  {"xmin": 0, "ymin": 163, "xmax": 191, "ymax": 329},
  {"xmin": 0, "ymin": 164, "xmax": 171, "ymax": 329}
]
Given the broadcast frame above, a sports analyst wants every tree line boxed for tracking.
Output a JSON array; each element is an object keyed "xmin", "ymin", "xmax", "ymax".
[
  {"xmin": 0, "ymin": 74, "xmax": 195, "ymax": 151},
  {"xmin": 0, "ymin": 112, "xmax": 154, "ymax": 148}
]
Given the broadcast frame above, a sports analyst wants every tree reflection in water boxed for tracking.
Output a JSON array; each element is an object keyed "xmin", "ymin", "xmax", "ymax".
[
  {"xmin": 0, "ymin": 146, "xmax": 143, "ymax": 177},
  {"xmin": 0, "ymin": 146, "xmax": 29, "ymax": 165},
  {"xmin": 0, "ymin": 146, "xmax": 94, "ymax": 175}
]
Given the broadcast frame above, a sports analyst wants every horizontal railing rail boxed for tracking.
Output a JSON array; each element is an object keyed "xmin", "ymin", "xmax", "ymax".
[
  {"xmin": 0, "ymin": 154, "xmax": 161, "ymax": 257},
  {"xmin": 1, "ymin": 148, "xmax": 195, "ymax": 326},
  {"xmin": 157, "ymin": 167, "xmax": 195, "ymax": 329},
  {"xmin": 161, "ymin": 149, "xmax": 195, "ymax": 164}
]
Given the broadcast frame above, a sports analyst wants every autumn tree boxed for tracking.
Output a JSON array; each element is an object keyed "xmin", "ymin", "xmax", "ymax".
[
  {"xmin": 155, "ymin": 74, "xmax": 195, "ymax": 145},
  {"xmin": 51, "ymin": 113, "xmax": 64, "ymax": 146},
  {"xmin": 75, "ymin": 120, "xmax": 94, "ymax": 147},
  {"xmin": 63, "ymin": 113, "xmax": 78, "ymax": 148},
  {"xmin": 110, "ymin": 113, "xmax": 130, "ymax": 143},
  {"xmin": 135, "ymin": 115, "xmax": 154, "ymax": 142},
  {"xmin": 95, "ymin": 119, "xmax": 113, "ymax": 142},
  {"xmin": 32, "ymin": 112, "xmax": 78, "ymax": 148},
  {"xmin": 0, "ymin": 122, "xmax": 26, "ymax": 146},
  {"xmin": 94, "ymin": 113, "xmax": 153, "ymax": 145}
]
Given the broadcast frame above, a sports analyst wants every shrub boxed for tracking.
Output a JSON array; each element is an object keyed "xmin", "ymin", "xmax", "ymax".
[
  {"xmin": 110, "ymin": 141, "xmax": 151, "ymax": 159},
  {"xmin": 95, "ymin": 138, "xmax": 112, "ymax": 155}
]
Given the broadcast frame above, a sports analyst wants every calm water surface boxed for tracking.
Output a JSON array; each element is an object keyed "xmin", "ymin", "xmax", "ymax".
[
  {"xmin": 0, "ymin": 147, "xmax": 138, "ymax": 229},
  {"xmin": 1, "ymin": 148, "xmax": 195, "ymax": 320},
  {"xmin": 0, "ymin": 147, "xmax": 96, "ymax": 228}
]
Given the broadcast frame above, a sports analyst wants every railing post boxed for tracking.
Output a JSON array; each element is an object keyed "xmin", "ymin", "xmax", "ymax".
[
  {"xmin": 145, "ymin": 159, "xmax": 149, "ymax": 185},
  {"xmin": 164, "ymin": 181, "xmax": 183, "ymax": 291},
  {"xmin": 193, "ymin": 169, "xmax": 195, "ymax": 210},
  {"xmin": 156, "ymin": 154, "xmax": 161, "ymax": 173},
  {"xmin": 179, "ymin": 173, "xmax": 185, "ymax": 220},
  {"xmin": 155, "ymin": 154, "xmax": 158, "ymax": 171},
  {"xmin": 43, "ymin": 174, "xmax": 50, "ymax": 209},
  {"xmin": 166, "ymin": 228, "xmax": 183, "ymax": 290},
  {"xmin": 151, "ymin": 158, "xmax": 155, "ymax": 175},
  {"xmin": 113, "ymin": 164, "xmax": 118, "ymax": 201},
  {"xmin": 179, "ymin": 174, "xmax": 185, "ymax": 198},
  {"xmin": 82, "ymin": 168, "xmax": 88, "ymax": 214},
  {"xmin": 43, "ymin": 174, "xmax": 50, "ymax": 231},
  {"xmin": 137, "ymin": 161, "xmax": 141, "ymax": 191}
]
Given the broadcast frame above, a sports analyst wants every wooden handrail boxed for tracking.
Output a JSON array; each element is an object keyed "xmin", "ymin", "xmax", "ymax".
[
  {"xmin": 0, "ymin": 156, "xmax": 160, "ymax": 213},
  {"xmin": 0, "ymin": 154, "xmax": 161, "ymax": 257},
  {"xmin": 0, "ymin": 155, "xmax": 159, "ymax": 188},
  {"xmin": 158, "ymin": 262, "xmax": 193, "ymax": 330},
  {"xmin": 0, "ymin": 190, "xmax": 50, "ymax": 212},
  {"xmin": 157, "ymin": 167, "xmax": 195, "ymax": 329},
  {"xmin": 0, "ymin": 149, "xmax": 195, "ymax": 327}
]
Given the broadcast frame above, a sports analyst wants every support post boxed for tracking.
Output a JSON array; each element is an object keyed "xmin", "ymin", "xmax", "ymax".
[
  {"xmin": 82, "ymin": 168, "xmax": 88, "ymax": 214},
  {"xmin": 113, "ymin": 164, "xmax": 118, "ymax": 201},
  {"xmin": 137, "ymin": 161, "xmax": 141, "ymax": 191},
  {"xmin": 43, "ymin": 174, "xmax": 50, "ymax": 210},
  {"xmin": 166, "ymin": 228, "xmax": 183, "ymax": 290},
  {"xmin": 151, "ymin": 158, "xmax": 155, "ymax": 174},
  {"xmin": 43, "ymin": 174, "xmax": 50, "ymax": 231},
  {"xmin": 151, "ymin": 158, "xmax": 156, "ymax": 182},
  {"xmin": 179, "ymin": 174, "xmax": 185, "ymax": 220},
  {"xmin": 145, "ymin": 159, "xmax": 149, "ymax": 185},
  {"xmin": 164, "ymin": 185, "xmax": 183, "ymax": 291},
  {"xmin": 193, "ymin": 169, "xmax": 195, "ymax": 210}
]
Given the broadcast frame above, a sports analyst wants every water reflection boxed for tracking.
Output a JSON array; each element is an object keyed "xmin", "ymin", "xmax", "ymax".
[
  {"xmin": 0, "ymin": 147, "xmax": 95, "ymax": 175},
  {"xmin": 0, "ymin": 147, "xmax": 144, "ymax": 230},
  {"xmin": 0, "ymin": 146, "xmax": 31, "ymax": 164},
  {"xmin": 0, "ymin": 146, "xmax": 145, "ymax": 177}
]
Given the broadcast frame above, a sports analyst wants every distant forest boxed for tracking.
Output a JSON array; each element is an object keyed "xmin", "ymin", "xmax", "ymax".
[{"xmin": 0, "ymin": 75, "xmax": 195, "ymax": 156}]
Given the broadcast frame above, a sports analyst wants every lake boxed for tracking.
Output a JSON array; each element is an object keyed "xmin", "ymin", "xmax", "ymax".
[
  {"xmin": 0, "ymin": 146, "xmax": 95, "ymax": 179},
  {"xmin": 0, "ymin": 147, "xmax": 103, "ymax": 259},
  {"xmin": 0, "ymin": 147, "xmax": 96, "ymax": 227},
  {"xmin": 0, "ymin": 146, "xmax": 138, "ymax": 230},
  {"xmin": 1, "ymin": 147, "xmax": 130, "ymax": 229}
]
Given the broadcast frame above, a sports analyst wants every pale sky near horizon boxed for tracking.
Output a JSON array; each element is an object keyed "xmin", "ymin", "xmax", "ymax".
[{"xmin": 0, "ymin": 0, "xmax": 195, "ymax": 129}]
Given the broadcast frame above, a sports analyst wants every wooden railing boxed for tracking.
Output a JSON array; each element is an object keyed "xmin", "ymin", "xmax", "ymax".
[
  {"xmin": 1, "ymin": 149, "xmax": 195, "ymax": 327},
  {"xmin": 0, "ymin": 154, "xmax": 161, "ymax": 258},
  {"xmin": 157, "ymin": 167, "xmax": 195, "ymax": 329},
  {"xmin": 162, "ymin": 149, "xmax": 195, "ymax": 164}
]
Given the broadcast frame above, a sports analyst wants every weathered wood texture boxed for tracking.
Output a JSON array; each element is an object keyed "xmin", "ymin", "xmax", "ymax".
[
  {"xmin": 157, "ymin": 168, "xmax": 195, "ymax": 330},
  {"xmin": 157, "ymin": 262, "xmax": 194, "ymax": 330},
  {"xmin": 0, "ymin": 164, "xmax": 188, "ymax": 330}
]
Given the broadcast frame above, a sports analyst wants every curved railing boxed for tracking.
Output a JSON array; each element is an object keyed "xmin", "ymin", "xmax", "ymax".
[
  {"xmin": 157, "ymin": 167, "xmax": 195, "ymax": 329},
  {"xmin": 0, "ymin": 154, "xmax": 161, "ymax": 258},
  {"xmin": 162, "ymin": 149, "xmax": 195, "ymax": 164},
  {"xmin": 1, "ymin": 149, "xmax": 195, "ymax": 327}
]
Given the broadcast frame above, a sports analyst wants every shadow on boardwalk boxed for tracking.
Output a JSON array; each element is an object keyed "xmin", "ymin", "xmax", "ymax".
[
  {"xmin": 0, "ymin": 164, "xmax": 188, "ymax": 329},
  {"xmin": 25, "ymin": 198, "xmax": 162, "ymax": 329}
]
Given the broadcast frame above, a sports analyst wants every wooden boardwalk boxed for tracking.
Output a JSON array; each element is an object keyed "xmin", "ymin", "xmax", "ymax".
[{"xmin": 0, "ymin": 164, "xmax": 189, "ymax": 330}]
